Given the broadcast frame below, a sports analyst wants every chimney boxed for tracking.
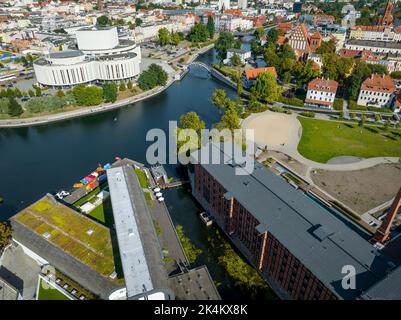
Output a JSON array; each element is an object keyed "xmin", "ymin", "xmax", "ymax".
[{"xmin": 373, "ymin": 187, "xmax": 401, "ymax": 244}]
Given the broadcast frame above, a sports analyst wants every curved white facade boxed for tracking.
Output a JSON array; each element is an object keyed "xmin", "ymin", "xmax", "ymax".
[{"xmin": 34, "ymin": 26, "xmax": 141, "ymax": 87}]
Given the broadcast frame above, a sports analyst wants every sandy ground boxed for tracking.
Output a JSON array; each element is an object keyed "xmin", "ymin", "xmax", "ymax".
[
  {"xmin": 311, "ymin": 163, "xmax": 401, "ymax": 214},
  {"xmin": 242, "ymin": 111, "xmax": 300, "ymax": 149}
]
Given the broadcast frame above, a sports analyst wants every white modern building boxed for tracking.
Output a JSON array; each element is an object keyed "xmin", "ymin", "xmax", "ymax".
[
  {"xmin": 34, "ymin": 26, "xmax": 141, "ymax": 87},
  {"xmin": 224, "ymin": 48, "xmax": 251, "ymax": 65}
]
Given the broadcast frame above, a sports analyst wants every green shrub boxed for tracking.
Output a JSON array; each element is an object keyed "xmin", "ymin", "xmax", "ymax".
[
  {"xmin": 367, "ymin": 106, "xmax": 393, "ymax": 113},
  {"xmin": 280, "ymin": 96, "xmax": 304, "ymax": 107},
  {"xmin": 348, "ymin": 100, "xmax": 367, "ymax": 111},
  {"xmin": 333, "ymin": 98, "xmax": 343, "ymax": 111},
  {"xmin": 300, "ymin": 111, "xmax": 315, "ymax": 118}
]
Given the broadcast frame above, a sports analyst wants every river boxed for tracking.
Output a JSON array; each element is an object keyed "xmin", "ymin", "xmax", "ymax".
[{"xmin": 0, "ymin": 49, "xmax": 259, "ymax": 299}]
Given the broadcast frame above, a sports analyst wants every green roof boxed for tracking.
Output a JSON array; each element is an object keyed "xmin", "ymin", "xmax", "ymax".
[{"xmin": 14, "ymin": 196, "xmax": 122, "ymax": 283}]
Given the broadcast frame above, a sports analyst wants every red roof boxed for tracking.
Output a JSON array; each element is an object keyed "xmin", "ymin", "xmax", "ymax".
[
  {"xmin": 311, "ymin": 31, "xmax": 322, "ymax": 40},
  {"xmin": 307, "ymin": 78, "xmax": 338, "ymax": 93},
  {"xmin": 277, "ymin": 35, "xmax": 286, "ymax": 45},
  {"xmin": 304, "ymin": 98, "xmax": 332, "ymax": 106},
  {"xmin": 245, "ymin": 67, "xmax": 277, "ymax": 80},
  {"xmin": 361, "ymin": 74, "xmax": 395, "ymax": 93}
]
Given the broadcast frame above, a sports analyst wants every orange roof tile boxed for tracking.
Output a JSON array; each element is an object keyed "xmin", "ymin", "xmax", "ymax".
[
  {"xmin": 307, "ymin": 78, "xmax": 338, "ymax": 93},
  {"xmin": 245, "ymin": 67, "xmax": 277, "ymax": 80},
  {"xmin": 361, "ymin": 74, "xmax": 395, "ymax": 93}
]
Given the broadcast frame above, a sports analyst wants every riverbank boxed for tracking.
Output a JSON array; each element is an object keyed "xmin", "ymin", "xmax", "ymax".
[{"xmin": 0, "ymin": 44, "xmax": 214, "ymax": 129}]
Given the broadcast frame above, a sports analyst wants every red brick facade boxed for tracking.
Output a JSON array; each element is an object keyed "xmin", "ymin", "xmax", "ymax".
[{"xmin": 194, "ymin": 164, "xmax": 338, "ymax": 300}]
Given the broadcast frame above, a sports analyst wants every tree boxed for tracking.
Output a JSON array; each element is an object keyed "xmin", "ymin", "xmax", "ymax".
[
  {"xmin": 188, "ymin": 23, "xmax": 209, "ymax": 43},
  {"xmin": 0, "ymin": 221, "xmax": 12, "ymax": 252},
  {"xmin": 28, "ymin": 89, "xmax": 35, "ymax": 97},
  {"xmin": 56, "ymin": 89, "xmax": 65, "ymax": 98},
  {"xmin": 267, "ymin": 28, "xmax": 278, "ymax": 44},
  {"xmin": 14, "ymin": 88, "xmax": 22, "ymax": 98},
  {"xmin": 138, "ymin": 64, "xmax": 168, "ymax": 91},
  {"xmin": 119, "ymin": 80, "xmax": 126, "ymax": 91},
  {"xmin": 215, "ymin": 32, "xmax": 239, "ymax": 61},
  {"xmin": 158, "ymin": 28, "xmax": 170, "ymax": 46},
  {"xmin": 179, "ymin": 111, "xmax": 205, "ymax": 134},
  {"xmin": 251, "ymin": 71, "xmax": 282, "ymax": 103},
  {"xmin": 230, "ymin": 53, "xmax": 242, "ymax": 67},
  {"xmin": 127, "ymin": 79, "xmax": 133, "ymax": 90},
  {"xmin": 8, "ymin": 97, "xmax": 23, "ymax": 117},
  {"xmin": 135, "ymin": 18, "xmax": 143, "ymax": 27},
  {"xmin": 391, "ymin": 71, "xmax": 401, "ymax": 79},
  {"xmin": 237, "ymin": 78, "xmax": 244, "ymax": 97},
  {"xmin": 212, "ymin": 88, "xmax": 228, "ymax": 110},
  {"xmin": 250, "ymin": 39, "xmax": 264, "ymax": 56},
  {"xmin": 102, "ymin": 82, "xmax": 118, "ymax": 103},
  {"xmin": 220, "ymin": 105, "xmax": 240, "ymax": 131},
  {"xmin": 72, "ymin": 85, "xmax": 103, "ymax": 106},
  {"xmin": 206, "ymin": 16, "xmax": 215, "ymax": 39},
  {"xmin": 35, "ymin": 86, "xmax": 42, "ymax": 97},
  {"xmin": 97, "ymin": 15, "xmax": 109, "ymax": 27},
  {"xmin": 170, "ymin": 32, "xmax": 181, "ymax": 46},
  {"xmin": 316, "ymin": 39, "xmax": 336, "ymax": 54}
]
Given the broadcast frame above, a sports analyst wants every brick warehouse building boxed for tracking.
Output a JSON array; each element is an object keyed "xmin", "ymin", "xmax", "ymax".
[{"xmin": 189, "ymin": 143, "xmax": 401, "ymax": 300}]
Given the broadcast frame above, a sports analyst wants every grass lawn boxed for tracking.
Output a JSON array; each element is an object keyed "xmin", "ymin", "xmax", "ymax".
[
  {"xmin": 135, "ymin": 169, "xmax": 149, "ymax": 188},
  {"xmin": 37, "ymin": 279, "xmax": 70, "ymax": 300},
  {"xmin": 297, "ymin": 117, "xmax": 401, "ymax": 163},
  {"xmin": 14, "ymin": 196, "xmax": 123, "ymax": 284}
]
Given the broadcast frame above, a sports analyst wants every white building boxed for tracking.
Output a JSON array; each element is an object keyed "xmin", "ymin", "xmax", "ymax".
[
  {"xmin": 304, "ymin": 78, "xmax": 338, "ymax": 109},
  {"xmin": 357, "ymin": 74, "xmax": 395, "ymax": 108},
  {"xmin": 224, "ymin": 48, "xmax": 251, "ymax": 65},
  {"xmin": 33, "ymin": 26, "xmax": 141, "ymax": 87}
]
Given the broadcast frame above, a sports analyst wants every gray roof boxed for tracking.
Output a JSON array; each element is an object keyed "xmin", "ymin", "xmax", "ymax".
[
  {"xmin": 107, "ymin": 165, "xmax": 171, "ymax": 300},
  {"xmin": 190, "ymin": 143, "xmax": 396, "ymax": 300},
  {"xmin": 361, "ymin": 265, "xmax": 401, "ymax": 299},
  {"xmin": 347, "ymin": 39, "xmax": 401, "ymax": 49},
  {"xmin": 48, "ymin": 50, "xmax": 84, "ymax": 59}
]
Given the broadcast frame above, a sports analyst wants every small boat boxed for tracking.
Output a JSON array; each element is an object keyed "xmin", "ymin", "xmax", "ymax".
[
  {"xmin": 73, "ymin": 183, "xmax": 83, "ymax": 188},
  {"xmin": 155, "ymin": 192, "xmax": 163, "ymax": 197},
  {"xmin": 200, "ymin": 212, "xmax": 213, "ymax": 227},
  {"xmin": 157, "ymin": 197, "xmax": 164, "ymax": 202},
  {"xmin": 154, "ymin": 187, "xmax": 161, "ymax": 192}
]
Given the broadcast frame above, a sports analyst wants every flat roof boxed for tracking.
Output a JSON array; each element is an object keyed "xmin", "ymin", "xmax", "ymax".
[
  {"xmin": 347, "ymin": 39, "xmax": 401, "ymax": 49},
  {"xmin": 48, "ymin": 50, "xmax": 84, "ymax": 59},
  {"xmin": 190, "ymin": 143, "xmax": 397, "ymax": 300},
  {"xmin": 361, "ymin": 265, "xmax": 401, "ymax": 299},
  {"xmin": 107, "ymin": 166, "xmax": 153, "ymax": 298},
  {"xmin": 107, "ymin": 165, "xmax": 170, "ymax": 299},
  {"xmin": 12, "ymin": 195, "xmax": 120, "ymax": 283}
]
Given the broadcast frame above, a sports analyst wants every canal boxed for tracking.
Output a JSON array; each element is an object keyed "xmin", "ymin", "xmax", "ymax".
[{"xmin": 0, "ymin": 49, "xmax": 261, "ymax": 299}]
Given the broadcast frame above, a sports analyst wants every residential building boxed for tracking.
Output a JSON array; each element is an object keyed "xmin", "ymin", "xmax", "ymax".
[
  {"xmin": 242, "ymin": 66, "xmax": 277, "ymax": 89},
  {"xmin": 189, "ymin": 143, "xmax": 400, "ymax": 300},
  {"xmin": 33, "ymin": 26, "xmax": 142, "ymax": 87},
  {"xmin": 224, "ymin": 48, "xmax": 251, "ymax": 65},
  {"xmin": 305, "ymin": 78, "xmax": 338, "ymax": 109},
  {"xmin": 357, "ymin": 74, "xmax": 395, "ymax": 108},
  {"xmin": 345, "ymin": 39, "xmax": 401, "ymax": 55}
]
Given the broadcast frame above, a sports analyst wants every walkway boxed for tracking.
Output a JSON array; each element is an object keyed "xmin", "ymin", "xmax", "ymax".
[{"xmin": 242, "ymin": 110, "xmax": 400, "ymax": 175}]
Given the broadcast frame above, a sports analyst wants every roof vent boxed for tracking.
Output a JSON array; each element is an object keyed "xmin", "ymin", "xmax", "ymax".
[{"xmin": 310, "ymin": 224, "xmax": 334, "ymax": 241}]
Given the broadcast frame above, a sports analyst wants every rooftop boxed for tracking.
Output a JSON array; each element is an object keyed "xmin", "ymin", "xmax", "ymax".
[
  {"xmin": 307, "ymin": 77, "xmax": 338, "ymax": 93},
  {"xmin": 361, "ymin": 74, "xmax": 395, "ymax": 93},
  {"xmin": 347, "ymin": 39, "xmax": 401, "ymax": 49},
  {"xmin": 245, "ymin": 67, "xmax": 277, "ymax": 80},
  {"xmin": 190, "ymin": 143, "xmax": 398, "ymax": 300},
  {"xmin": 12, "ymin": 196, "xmax": 120, "ymax": 282},
  {"xmin": 107, "ymin": 165, "xmax": 170, "ymax": 300}
]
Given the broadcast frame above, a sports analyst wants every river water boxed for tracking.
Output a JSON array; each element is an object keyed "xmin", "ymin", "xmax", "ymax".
[{"xmin": 0, "ymin": 49, "xmax": 259, "ymax": 299}]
